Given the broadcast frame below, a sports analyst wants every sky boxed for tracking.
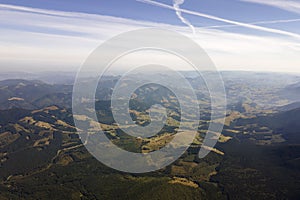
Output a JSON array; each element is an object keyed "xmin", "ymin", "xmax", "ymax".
[{"xmin": 0, "ymin": 0, "xmax": 299, "ymax": 72}]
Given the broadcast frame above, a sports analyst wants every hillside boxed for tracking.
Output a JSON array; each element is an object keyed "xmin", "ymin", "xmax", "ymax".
[{"xmin": 0, "ymin": 79, "xmax": 72, "ymax": 110}]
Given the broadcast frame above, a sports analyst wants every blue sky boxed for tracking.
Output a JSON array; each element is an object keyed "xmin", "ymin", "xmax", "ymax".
[
  {"xmin": 0, "ymin": 0, "xmax": 299, "ymax": 72},
  {"xmin": 2, "ymin": 0, "xmax": 300, "ymax": 30}
]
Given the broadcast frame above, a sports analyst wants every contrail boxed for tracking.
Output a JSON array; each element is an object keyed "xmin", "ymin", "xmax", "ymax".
[
  {"xmin": 203, "ymin": 18, "xmax": 300, "ymax": 29},
  {"xmin": 173, "ymin": 0, "xmax": 196, "ymax": 36},
  {"xmin": 136, "ymin": 0, "xmax": 300, "ymax": 40}
]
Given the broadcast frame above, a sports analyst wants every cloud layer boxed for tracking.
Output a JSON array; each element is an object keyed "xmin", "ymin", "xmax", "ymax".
[{"xmin": 0, "ymin": 3, "xmax": 299, "ymax": 72}]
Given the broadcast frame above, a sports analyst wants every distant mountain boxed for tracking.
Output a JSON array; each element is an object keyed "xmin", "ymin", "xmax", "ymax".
[
  {"xmin": 237, "ymin": 107, "xmax": 300, "ymax": 143},
  {"xmin": 286, "ymin": 81, "xmax": 300, "ymax": 89},
  {"xmin": 261, "ymin": 108, "xmax": 300, "ymax": 130},
  {"xmin": 0, "ymin": 72, "xmax": 77, "ymax": 84},
  {"xmin": 0, "ymin": 79, "xmax": 72, "ymax": 109},
  {"xmin": 277, "ymin": 101, "xmax": 300, "ymax": 112},
  {"xmin": 33, "ymin": 92, "xmax": 72, "ymax": 108},
  {"xmin": 280, "ymin": 81, "xmax": 300, "ymax": 102}
]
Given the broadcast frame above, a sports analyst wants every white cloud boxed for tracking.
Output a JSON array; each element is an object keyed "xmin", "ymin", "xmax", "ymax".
[
  {"xmin": 241, "ymin": 0, "xmax": 300, "ymax": 14},
  {"xmin": 0, "ymin": 3, "xmax": 299, "ymax": 72}
]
